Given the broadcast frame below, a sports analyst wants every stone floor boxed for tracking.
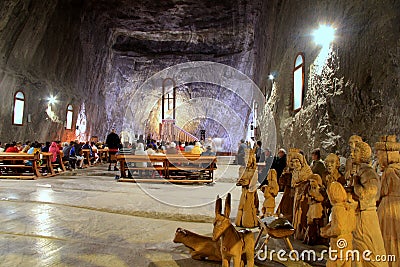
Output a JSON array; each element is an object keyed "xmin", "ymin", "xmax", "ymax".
[{"xmin": 0, "ymin": 160, "xmax": 327, "ymax": 266}]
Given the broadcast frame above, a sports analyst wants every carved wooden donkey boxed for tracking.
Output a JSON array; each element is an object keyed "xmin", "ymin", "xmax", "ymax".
[
  {"xmin": 173, "ymin": 228, "xmax": 222, "ymax": 261},
  {"xmin": 213, "ymin": 193, "xmax": 255, "ymax": 267}
]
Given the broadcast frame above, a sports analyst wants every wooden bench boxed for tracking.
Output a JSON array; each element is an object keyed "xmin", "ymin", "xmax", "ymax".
[
  {"xmin": 116, "ymin": 154, "xmax": 217, "ymax": 184},
  {"xmin": 50, "ymin": 151, "xmax": 66, "ymax": 173},
  {"xmin": 97, "ymin": 149, "xmax": 108, "ymax": 163},
  {"xmin": 82, "ymin": 149, "xmax": 93, "ymax": 166},
  {"xmin": 0, "ymin": 153, "xmax": 41, "ymax": 179}
]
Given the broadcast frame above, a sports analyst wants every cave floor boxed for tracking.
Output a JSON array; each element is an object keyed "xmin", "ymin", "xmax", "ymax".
[{"xmin": 0, "ymin": 161, "xmax": 325, "ymax": 267}]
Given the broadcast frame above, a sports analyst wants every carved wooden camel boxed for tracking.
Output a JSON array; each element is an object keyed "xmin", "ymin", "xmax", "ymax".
[
  {"xmin": 173, "ymin": 227, "xmax": 222, "ymax": 262},
  {"xmin": 213, "ymin": 193, "xmax": 255, "ymax": 267}
]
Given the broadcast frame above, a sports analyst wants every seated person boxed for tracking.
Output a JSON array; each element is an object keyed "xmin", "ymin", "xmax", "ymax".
[
  {"xmin": 70, "ymin": 142, "xmax": 84, "ymax": 169},
  {"xmin": 190, "ymin": 142, "xmax": 203, "ymax": 155},
  {"xmin": 166, "ymin": 142, "xmax": 178, "ymax": 154},
  {"xmin": 200, "ymin": 145, "xmax": 217, "ymax": 170},
  {"xmin": 5, "ymin": 142, "xmax": 22, "ymax": 153}
]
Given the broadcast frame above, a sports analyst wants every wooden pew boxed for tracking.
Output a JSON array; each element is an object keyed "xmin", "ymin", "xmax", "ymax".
[
  {"xmin": 50, "ymin": 151, "xmax": 66, "ymax": 172},
  {"xmin": 97, "ymin": 149, "xmax": 108, "ymax": 163},
  {"xmin": 82, "ymin": 149, "xmax": 92, "ymax": 166},
  {"xmin": 0, "ymin": 153, "xmax": 41, "ymax": 179},
  {"xmin": 40, "ymin": 152, "xmax": 56, "ymax": 176},
  {"xmin": 116, "ymin": 154, "xmax": 217, "ymax": 184},
  {"xmin": 118, "ymin": 155, "xmax": 167, "ymax": 179}
]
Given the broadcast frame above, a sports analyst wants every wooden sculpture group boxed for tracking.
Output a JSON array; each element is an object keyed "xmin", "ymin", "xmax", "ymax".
[{"xmin": 173, "ymin": 135, "xmax": 400, "ymax": 267}]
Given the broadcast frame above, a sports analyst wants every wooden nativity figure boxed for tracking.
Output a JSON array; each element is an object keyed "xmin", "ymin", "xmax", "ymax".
[
  {"xmin": 291, "ymin": 150, "xmax": 313, "ymax": 240},
  {"xmin": 276, "ymin": 148, "xmax": 298, "ymax": 223},
  {"xmin": 260, "ymin": 169, "xmax": 279, "ymax": 217},
  {"xmin": 351, "ymin": 141, "xmax": 388, "ymax": 267},
  {"xmin": 325, "ymin": 153, "xmax": 346, "ymax": 187},
  {"xmin": 304, "ymin": 174, "xmax": 326, "ymax": 246},
  {"xmin": 375, "ymin": 135, "xmax": 400, "ymax": 266},
  {"xmin": 235, "ymin": 147, "xmax": 259, "ymax": 228},
  {"xmin": 320, "ymin": 182, "xmax": 356, "ymax": 267}
]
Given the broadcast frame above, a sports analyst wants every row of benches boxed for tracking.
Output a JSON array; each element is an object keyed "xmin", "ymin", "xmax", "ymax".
[
  {"xmin": 116, "ymin": 154, "xmax": 217, "ymax": 184},
  {"xmin": 0, "ymin": 147, "xmax": 110, "ymax": 179},
  {"xmin": 0, "ymin": 152, "xmax": 66, "ymax": 179}
]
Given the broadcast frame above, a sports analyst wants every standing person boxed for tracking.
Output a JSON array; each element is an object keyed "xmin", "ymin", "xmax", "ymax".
[
  {"xmin": 310, "ymin": 148, "xmax": 327, "ymax": 186},
  {"xmin": 237, "ymin": 139, "xmax": 247, "ymax": 166},
  {"xmin": 271, "ymin": 148, "xmax": 287, "ymax": 179},
  {"xmin": 255, "ymin": 140, "xmax": 265, "ymax": 163},
  {"xmin": 258, "ymin": 148, "xmax": 274, "ymax": 185},
  {"xmin": 106, "ymin": 129, "xmax": 121, "ymax": 171}
]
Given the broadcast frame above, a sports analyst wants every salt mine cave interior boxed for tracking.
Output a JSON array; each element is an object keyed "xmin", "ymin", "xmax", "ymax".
[{"xmin": 1, "ymin": 0, "xmax": 399, "ymax": 155}]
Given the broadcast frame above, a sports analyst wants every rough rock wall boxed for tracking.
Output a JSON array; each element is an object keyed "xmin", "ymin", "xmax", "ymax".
[
  {"xmin": 82, "ymin": 0, "xmax": 262, "ymax": 141},
  {"xmin": 0, "ymin": 0, "xmax": 84, "ymax": 142},
  {"xmin": 254, "ymin": 0, "xmax": 400, "ymax": 157}
]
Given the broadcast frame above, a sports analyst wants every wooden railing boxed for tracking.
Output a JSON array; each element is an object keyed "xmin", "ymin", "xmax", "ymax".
[{"xmin": 160, "ymin": 119, "xmax": 199, "ymax": 143}]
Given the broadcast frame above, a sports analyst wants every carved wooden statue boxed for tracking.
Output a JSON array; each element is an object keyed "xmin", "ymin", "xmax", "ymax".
[
  {"xmin": 261, "ymin": 169, "xmax": 279, "ymax": 217},
  {"xmin": 235, "ymin": 147, "xmax": 259, "ymax": 228},
  {"xmin": 173, "ymin": 228, "xmax": 222, "ymax": 261},
  {"xmin": 375, "ymin": 135, "xmax": 400, "ymax": 266},
  {"xmin": 320, "ymin": 182, "xmax": 356, "ymax": 267},
  {"xmin": 325, "ymin": 153, "xmax": 346, "ymax": 187},
  {"xmin": 291, "ymin": 150, "xmax": 313, "ymax": 240},
  {"xmin": 304, "ymin": 174, "xmax": 326, "ymax": 245},
  {"xmin": 351, "ymin": 141, "xmax": 388, "ymax": 266},
  {"xmin": 213, "ymin": 193, "xmax": 255, "ymax": 267},
  {"xmin": 276, "ymin": 148, "xmax": 298, "ymax": 222},
  {"xmin": 344, "ymin": 135, "xmax": 363, "ymax": 186}
]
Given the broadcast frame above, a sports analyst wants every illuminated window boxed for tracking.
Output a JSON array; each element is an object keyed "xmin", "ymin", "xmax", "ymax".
[
  {"xmin": 293, "ymin": 53, "xmax": 305, "ymax": 111},
  {"xmin": 66, "ymin": 104, "xmax": 73, "ymax": 130},
  {"xmin": 13, "ymin": 91, "xmax": 25, "ymax": 125}
]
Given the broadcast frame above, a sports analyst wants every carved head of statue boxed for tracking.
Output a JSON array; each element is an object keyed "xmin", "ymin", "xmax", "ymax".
[
  {"xmin": 309, "ymin": 174, "xmax": 323, "ymax": 189},
  {"xmin": 288, "ymin": 148, "xmax": 301, "ymax": 170},
  {"xmin": 375, "ymin": 135, "xmax": 400, "ymax": 168},
  {"xmin": 351, "ymin": 141, "xmax": 371, "ymax": 164},
  {"xmin": 348, "ymin": 135, "xmax": 363, "ymax": 151},
  {"xmin": 246, "ymin": 147, "xmax": 257, "ymax": 168},
  {"xmin": 291, "ymin": 151, "xmax": 305, "ymax": 171},
  {"xmin": 327, "ymin": 181, "xmax": 347, "ymax": 204},
  {"xmin": 325, "ymin": 153, "xmax": 340, "ymax": 174}
]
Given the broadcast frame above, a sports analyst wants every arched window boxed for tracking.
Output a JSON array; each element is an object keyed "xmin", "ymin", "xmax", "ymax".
[
  {"xmin": 293, "ymin": 53, "xmax": 305, "ymax": 111},
  {"xmin": 66, "ymin": 104, "xmax": 73, "ymax": 130},
  {"xmin": 13, "ymin": 91, "xmax": 25, "ymax": 125}
]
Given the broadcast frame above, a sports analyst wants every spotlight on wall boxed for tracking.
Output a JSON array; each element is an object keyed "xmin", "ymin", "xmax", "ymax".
[
  {"xmin": 48, "ymin": 95, "xmax": 57, "ymax": 104},
  {"xmin": 313, "ymin": 24, "xmax": 335, "ymax": 47},
  {"xmin": 268, "ymin": 74, "xmax": 275, "ymax": 80}
]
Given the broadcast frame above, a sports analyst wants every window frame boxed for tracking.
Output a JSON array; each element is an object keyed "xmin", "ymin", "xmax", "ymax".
[
  {"xmin": 292, "ymin": 52, "xmax": 305, "ymax": 112},
  {"xmin": 66, "ymin": 104, "xmax": 73, "ymax": 130},
  {"xmin": 12, "ymin": 91, "xmax": 25, "ymax": 126}
]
